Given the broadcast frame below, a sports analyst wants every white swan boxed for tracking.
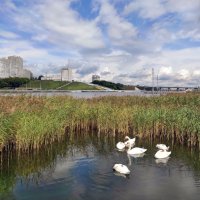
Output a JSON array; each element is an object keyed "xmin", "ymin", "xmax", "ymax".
[
  {"xmin": 124, "ymin": 136, "xmax": 136, "ymax": 147},
  {"xmin": 156, "ymin": 144, "xmax": 169, "ymax": 151},
  {"xmin": 127, "ymin": 143, "xmax": 147, "ymax": 155},
  {"xmin": 154, "ymin": 150, "xmax": 171, "ymax": 159},
  {"xmin": 113, "ymin": 164, "xmax": 130, "ymax": 175},
  {"xmin": 116, "ymin": 142, "xmax": 126, "ymax": 150}
]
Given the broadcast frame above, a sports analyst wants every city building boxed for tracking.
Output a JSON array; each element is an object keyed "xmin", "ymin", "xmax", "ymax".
[
  {"xmin": 22, "ymin": 69, "xmax": 33, "ymax": 79},
  {"xmin": 42, "ymin": 68, "xmax": 73, "ymax": 81},
  {"xmin": 61, "ymin": 68, "xmax": 72, "ymax": 81},
  {"xmin": 92, "ymin": 75, "xmax": 100, "ymax": 82},
  {"xmin": 41, "ymin": 74, "xmax": 62, "ymax": 81},
  {"xmin": 0, "ymin": 58, "xmax": 7, "ymax": 78},
  {"xmin": 0, "ymin": 56, "xmax": 32, "ymax": 79}
]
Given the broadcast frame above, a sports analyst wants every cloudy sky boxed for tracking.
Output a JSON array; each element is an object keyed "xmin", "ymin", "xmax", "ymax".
[{"xmin": 0, "ymin": 0, "xmax": 200, "ymax": 86}]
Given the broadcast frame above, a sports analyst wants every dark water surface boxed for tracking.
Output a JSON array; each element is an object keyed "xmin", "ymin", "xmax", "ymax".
[{"xmin": 1, "ymin": 133, "xmax": 200, "ymax": 200}]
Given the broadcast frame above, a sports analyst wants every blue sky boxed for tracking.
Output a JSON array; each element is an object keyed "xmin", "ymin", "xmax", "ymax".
[{"xmin": 0, "ymin": 0, "xmax": 200, "ymax": 86}]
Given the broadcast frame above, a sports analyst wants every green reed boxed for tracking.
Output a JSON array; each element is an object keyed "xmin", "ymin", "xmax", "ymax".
[{"xmin": 0, "ymin": 93, "xmax": 199, "ymax": 151}]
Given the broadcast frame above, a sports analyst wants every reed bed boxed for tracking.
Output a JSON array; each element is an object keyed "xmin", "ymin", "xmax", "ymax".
[{"xmin": 0, "ymin": 93, "xmax": 199, "ymax": 151}]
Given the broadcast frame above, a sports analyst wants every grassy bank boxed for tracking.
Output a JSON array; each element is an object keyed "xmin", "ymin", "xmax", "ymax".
[
  {"xmin": 58, "ymin": 81, "xmax": 99, "ymax": 90},
  {"xmin": 21, "ymin": 80, "xmax": 67, "ymax": 89},
  {"xmin": 0, "ymin": 93, "xmax": 199, "ymax": 151},
  {"xmin": 19, "ymin": 80, "xmax": 99, "ymax": 90}
]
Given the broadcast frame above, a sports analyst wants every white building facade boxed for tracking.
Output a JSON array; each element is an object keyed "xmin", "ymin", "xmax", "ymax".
[
  {"xmin": 42, "ymin": 68, "xmax": 73, "ymax": 81},
  {"xmin": 41, "ymin": 74, "xmax": 61, "ymax": 81},
  {"xmin": 0, "ymin": 56, "xmax": 32, "ymax": 79},
  {"xmin": 61, "ymin": 68, "xmax": 72, "ymax": 81}
]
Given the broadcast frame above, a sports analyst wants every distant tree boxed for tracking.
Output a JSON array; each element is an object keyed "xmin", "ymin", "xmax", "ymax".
[
  {"xmin": 38, "ymin": 75, "xmax": 44, "ymax": 80},
  {"xmin": 0, "ymin": 79, "xmax": 8, "ymax": 88},
  {"xmin": 92, "ymin": 80, "xmax": 125, "ymax": 90},
  {"xmin": 4, "ymin": 77, "xmax": 30, "ymax": 89}
]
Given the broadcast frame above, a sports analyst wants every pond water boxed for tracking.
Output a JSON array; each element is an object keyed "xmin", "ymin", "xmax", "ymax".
[
  {"xmin": 1, "ymin": 133, "xmax": 200, "ymax": 200},
  {"xmin": 0, "ymin": 90, "xmax": 157, "ymax": 98}
]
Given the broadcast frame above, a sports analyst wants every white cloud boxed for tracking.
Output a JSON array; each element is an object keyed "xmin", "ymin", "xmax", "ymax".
[
  {"xmin": 159, "ymin": 66, "xmax": 173, "ymax": 75},
  {"xmin": 36, "ymin": 0, "xmax": 105, "ymax": 49},
  {"xmin": 0, "ymin": 0, "xmax": 16, "ymax": 12},
  {"xmin": 193, "ymin": 70, "xmax": 200, "ymax": 76},
  {"xmin": 177, "ymin": 29, "xmax": 200, "ymax": 41},
  {"xmin": 123, "ymin": 0, "xmax": 200, "ymax": 21},
  {"xmin": 123, "ymin": 0, "xmax": 200, "ymax": 42},
  {"xmin": 3, "ymin": 0, "xmax": 105, "ymax": 50},
  {"xmin": 166, "ymin": 0, "xmax": 200, "ymax": 22},
  {"xmin": 97, "ymin": 0, "xmax": 138, "ymax": 46},
  {"xmin": 177, "ymin": 69, "xmax": 190, "ymax": 80},
  {"xmin": 0, "ymin": 39, "xmax": 48, "ymax": 59},
  {"xmin": 123, "ymin": 0, "xmax": 166, "ymax": 19},
  {"xmin": 0, "ymin": 30, "xmax": 19, "ymax": 39}
]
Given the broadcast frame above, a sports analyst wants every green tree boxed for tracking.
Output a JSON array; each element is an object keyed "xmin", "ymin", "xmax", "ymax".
[
  {"xmin": 0, "ymin": 80, "xmax": 8, "ymax": 88},
  {"xmin": 92, "ymin": 80, "xmax": 124, "ymax": 90},
  {"xmin": 3, "ymin": 77, "xmax": 30, "ymax": 89}
]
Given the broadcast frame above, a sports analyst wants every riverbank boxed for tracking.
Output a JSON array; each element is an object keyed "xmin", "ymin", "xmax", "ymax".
[{"xmin": 0, "ymin": 93, "xmax": 199, "ymax": 151}]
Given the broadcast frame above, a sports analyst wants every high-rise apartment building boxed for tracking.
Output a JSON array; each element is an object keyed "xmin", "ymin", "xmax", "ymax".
[
  {"xmin": 0, "ymin": 58, "xmax": 8, "ymax": 78},
  {"xmin": 0, "ymin": 56, "xmax": 32, "ymax": 79},
  {"xmin": 61, "ymin": 68, "xmax": 72, "ymax": 81}
]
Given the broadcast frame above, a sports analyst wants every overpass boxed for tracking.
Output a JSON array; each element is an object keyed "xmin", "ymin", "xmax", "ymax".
[{"xmin": 136, "ymin": 85, "xmax": 199, "ymax": 91}]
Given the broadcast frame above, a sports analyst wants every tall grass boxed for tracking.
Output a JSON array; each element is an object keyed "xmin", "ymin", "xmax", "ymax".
[{"xmin": 0, "ymin": 93, "xmax": 199, "ymax": 151}]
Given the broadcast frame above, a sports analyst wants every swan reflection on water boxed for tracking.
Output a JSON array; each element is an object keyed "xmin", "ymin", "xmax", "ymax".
[
  {"xmin": 113, "ymin": 171, "xmax": 130, "ymax": 179},
  {"xmin": 127, "ymin": 153, "xmax": 145, "ymax": 167},
  {"xmin": 129, "ymin": 153, "xmax": 145, "ymax": 158},
  {"xmin": 117, "ymin": 148, "xmax": 126, "ymax": 152},
  {"xmin": 155, "ymin": 157, "xmax": 170, "ymax": 164}
]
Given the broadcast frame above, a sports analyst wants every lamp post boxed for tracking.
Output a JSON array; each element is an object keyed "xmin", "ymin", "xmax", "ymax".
[
  {"xmin": 152, "ymin": 68, "xmax": 154, "ymax": 95},
  {"xmin": 40, "ymin": 80, "xmax": 42, "ymax": 90}
]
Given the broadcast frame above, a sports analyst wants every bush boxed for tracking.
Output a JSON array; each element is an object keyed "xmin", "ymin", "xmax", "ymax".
[
  {"xmin": 92, "ymin": 80, "xmax": 124, "ymax": 90},
  {"xmin": 0, "ymin": 77, "xmax": 30, "ymax": 89}
]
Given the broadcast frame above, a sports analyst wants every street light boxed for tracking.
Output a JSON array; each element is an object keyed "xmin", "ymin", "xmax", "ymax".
[
  {"xmin": 40, "ymin": 80, "xmax": 42, "ymax": 90},
  {"xmin": 152, "ymin": 68, "xmax": 154, "ymax": 95}
]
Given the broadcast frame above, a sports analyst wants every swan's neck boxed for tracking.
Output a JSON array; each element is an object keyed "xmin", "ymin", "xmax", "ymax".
[
  {"xmin": 128, "ymin": 143, "xmax": 132, "ymax": 151},
  {"xmin": 126, "ymin": 136, "xmax": 130, "ymax": 140}
]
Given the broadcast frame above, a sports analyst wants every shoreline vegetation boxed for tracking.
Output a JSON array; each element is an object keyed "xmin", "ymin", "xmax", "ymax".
[{"xmin": 0, "ymin": 93, "xmax": 199, "ymax": 152}]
